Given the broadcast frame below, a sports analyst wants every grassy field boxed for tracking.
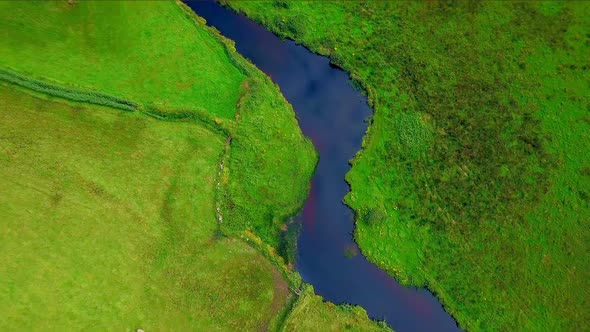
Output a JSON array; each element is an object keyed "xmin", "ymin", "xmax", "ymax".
[
  {"xmin": 227, "ymin": 1, "xmax": 590, "ymax": 330},
  {"xmin": 0, "ymin": 85, "xmax": 285, "ymax": 330},
  {"xmin": 0, "ymin": 1, "xmax": 243, "ymax": 119},
  {"xmin": 281, "ymin": 285, "xmax": 390, "ymax": 332},
  {"xmin": 0, "ymin": 0, "xmax": 386, "ymax": 330}
]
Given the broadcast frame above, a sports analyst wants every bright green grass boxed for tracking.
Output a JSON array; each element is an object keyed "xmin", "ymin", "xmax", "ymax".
[
  {"xmin": 280, "ymin": 286, "xmax": 390, "ymax": 332},
  {"xmin": 0, "ymin": 85, "xmax": 286, "ymax": 330},
  {"xmin": 227, "ymin": 1, "xmax": 590, "ymax": 330},
  {"xmin": 219, "ymin": 73, "xmax": 317, "ymax": 251},
  {"xmin": 0, "ymin": 0, "xmax": 244, "ymax": 119},
  {"xmin": 0, "ymin": 1, "xmax": 385, "ymax": 330},
  {"xmin": 0, "ymin": 0, "xmax": 318, "ymax": 256}
]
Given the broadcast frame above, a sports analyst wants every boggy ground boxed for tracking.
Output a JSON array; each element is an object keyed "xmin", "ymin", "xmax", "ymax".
[
  {"xmin": 0, "ymin": 1, "xmax": 388, "ymax": 330},
  {"xmin": 226, "ymin": 1, "xmax": 590, "ymax": 330}
]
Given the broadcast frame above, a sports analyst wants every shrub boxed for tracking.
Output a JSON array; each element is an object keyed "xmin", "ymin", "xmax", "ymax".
[
  {"xmin": 274, "ymin": 0, "xmax": 290, "ymax": 9},
  {"xmin": 362, "ymin": 208, "xmax": 386, "ymax": 225}
]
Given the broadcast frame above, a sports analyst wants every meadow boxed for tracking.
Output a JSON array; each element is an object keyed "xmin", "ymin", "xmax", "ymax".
[
  {"xmin": 0, "ymin": 84, "xmax": 284, "ymax": 330},
  {"xmin": 0, "ymin": 1, "xmax": 243, "ymax": 119},
  {"xmin": 281, "ymin": 285, "xmax": 390, "ymax": 332},
  {"xmin": 227, "ymin": 1, "xmax": 590, "ymax": 330},
  {"xmin": 0, "ymin": 0, "xmax": 385, "ymax": 330}
]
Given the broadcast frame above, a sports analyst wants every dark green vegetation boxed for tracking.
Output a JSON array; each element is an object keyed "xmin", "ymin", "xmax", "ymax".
[
  {"xmin": 0, "ymin": 1, "xmax": 386, "ymax": 330},
  {"xmin": 216, "ymin": 53, "xmax": 318, "ymax": 250},
  {"xmin": 227, "ymin": 1, "xmax": 590, "ymax": 330}
]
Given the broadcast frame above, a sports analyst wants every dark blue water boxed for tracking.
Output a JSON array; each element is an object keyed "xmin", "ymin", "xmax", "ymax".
[{"xmin": 188, "ymin": 2, "xmax": 461, "ymax": 331}]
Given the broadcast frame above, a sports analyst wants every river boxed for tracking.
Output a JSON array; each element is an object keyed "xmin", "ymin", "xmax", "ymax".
[{"xmin": 188, "ymin": 2, "xmax": 461, "ymax": 331}]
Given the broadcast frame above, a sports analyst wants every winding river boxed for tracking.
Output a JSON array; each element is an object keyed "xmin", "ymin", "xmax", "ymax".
[{"xmin": 189, "ymin": 2, "xmax": 461, "ymax": 331}]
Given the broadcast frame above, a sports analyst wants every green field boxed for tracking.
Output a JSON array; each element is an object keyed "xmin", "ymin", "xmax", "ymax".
[
  {"xmin": 0, "ymin": 1, "xmax": 243, "ymax": 119},
  {"xmin": 0, "ymin": 85, "xmax": 284, "ymax": 330},
  {"xmin": 0, "ymin": 1, "xmax": 385, "ymax": 330},
  {"xmin": 227, "ymin": 1, "xmax": 590, "ymax": 330},
  {"xmin": 281, "ymin": 286, "xmax": 389, "ymax": 332}
]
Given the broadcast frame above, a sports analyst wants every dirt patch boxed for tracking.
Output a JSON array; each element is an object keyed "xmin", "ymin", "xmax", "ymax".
[
  {"xmin": 175, "ymin": 81, "xmax": 193, "ymax": 90},
  {"xmin": 270, "ymin": 268, "xmax": 290, "ymax": 312},
  {"xmin": 259, "ymin": 267, "xmax": 291, "ymax": 331}
]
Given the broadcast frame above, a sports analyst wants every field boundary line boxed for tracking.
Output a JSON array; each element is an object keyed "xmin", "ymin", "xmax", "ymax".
[{"xmin": 0, "ymin": 66, "xmax": 230, "ymax": 136}]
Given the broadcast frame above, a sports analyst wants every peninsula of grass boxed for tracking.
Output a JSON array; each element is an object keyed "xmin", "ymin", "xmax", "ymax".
[
  {"xmin": 0, "ymin": 1, "xmax": 387, "ymax": 330},
  {"xmin": 227, "ymin": 1, "xmax": 590, "ymax": 330},
  {"xmin": 282, "ymin": 285, "xmax": 390, "ymax": 332}
]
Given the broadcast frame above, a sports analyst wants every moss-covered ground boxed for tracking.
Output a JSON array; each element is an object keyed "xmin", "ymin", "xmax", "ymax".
[{"xmin": 226, "ymin": 1, "xmax": 590, "ymax": 330}]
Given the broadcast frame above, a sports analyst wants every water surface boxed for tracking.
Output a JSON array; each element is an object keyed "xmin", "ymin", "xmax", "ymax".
[{"xmin": 189, "ymin": 2, "xmax": 461, "ymax": 331}]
